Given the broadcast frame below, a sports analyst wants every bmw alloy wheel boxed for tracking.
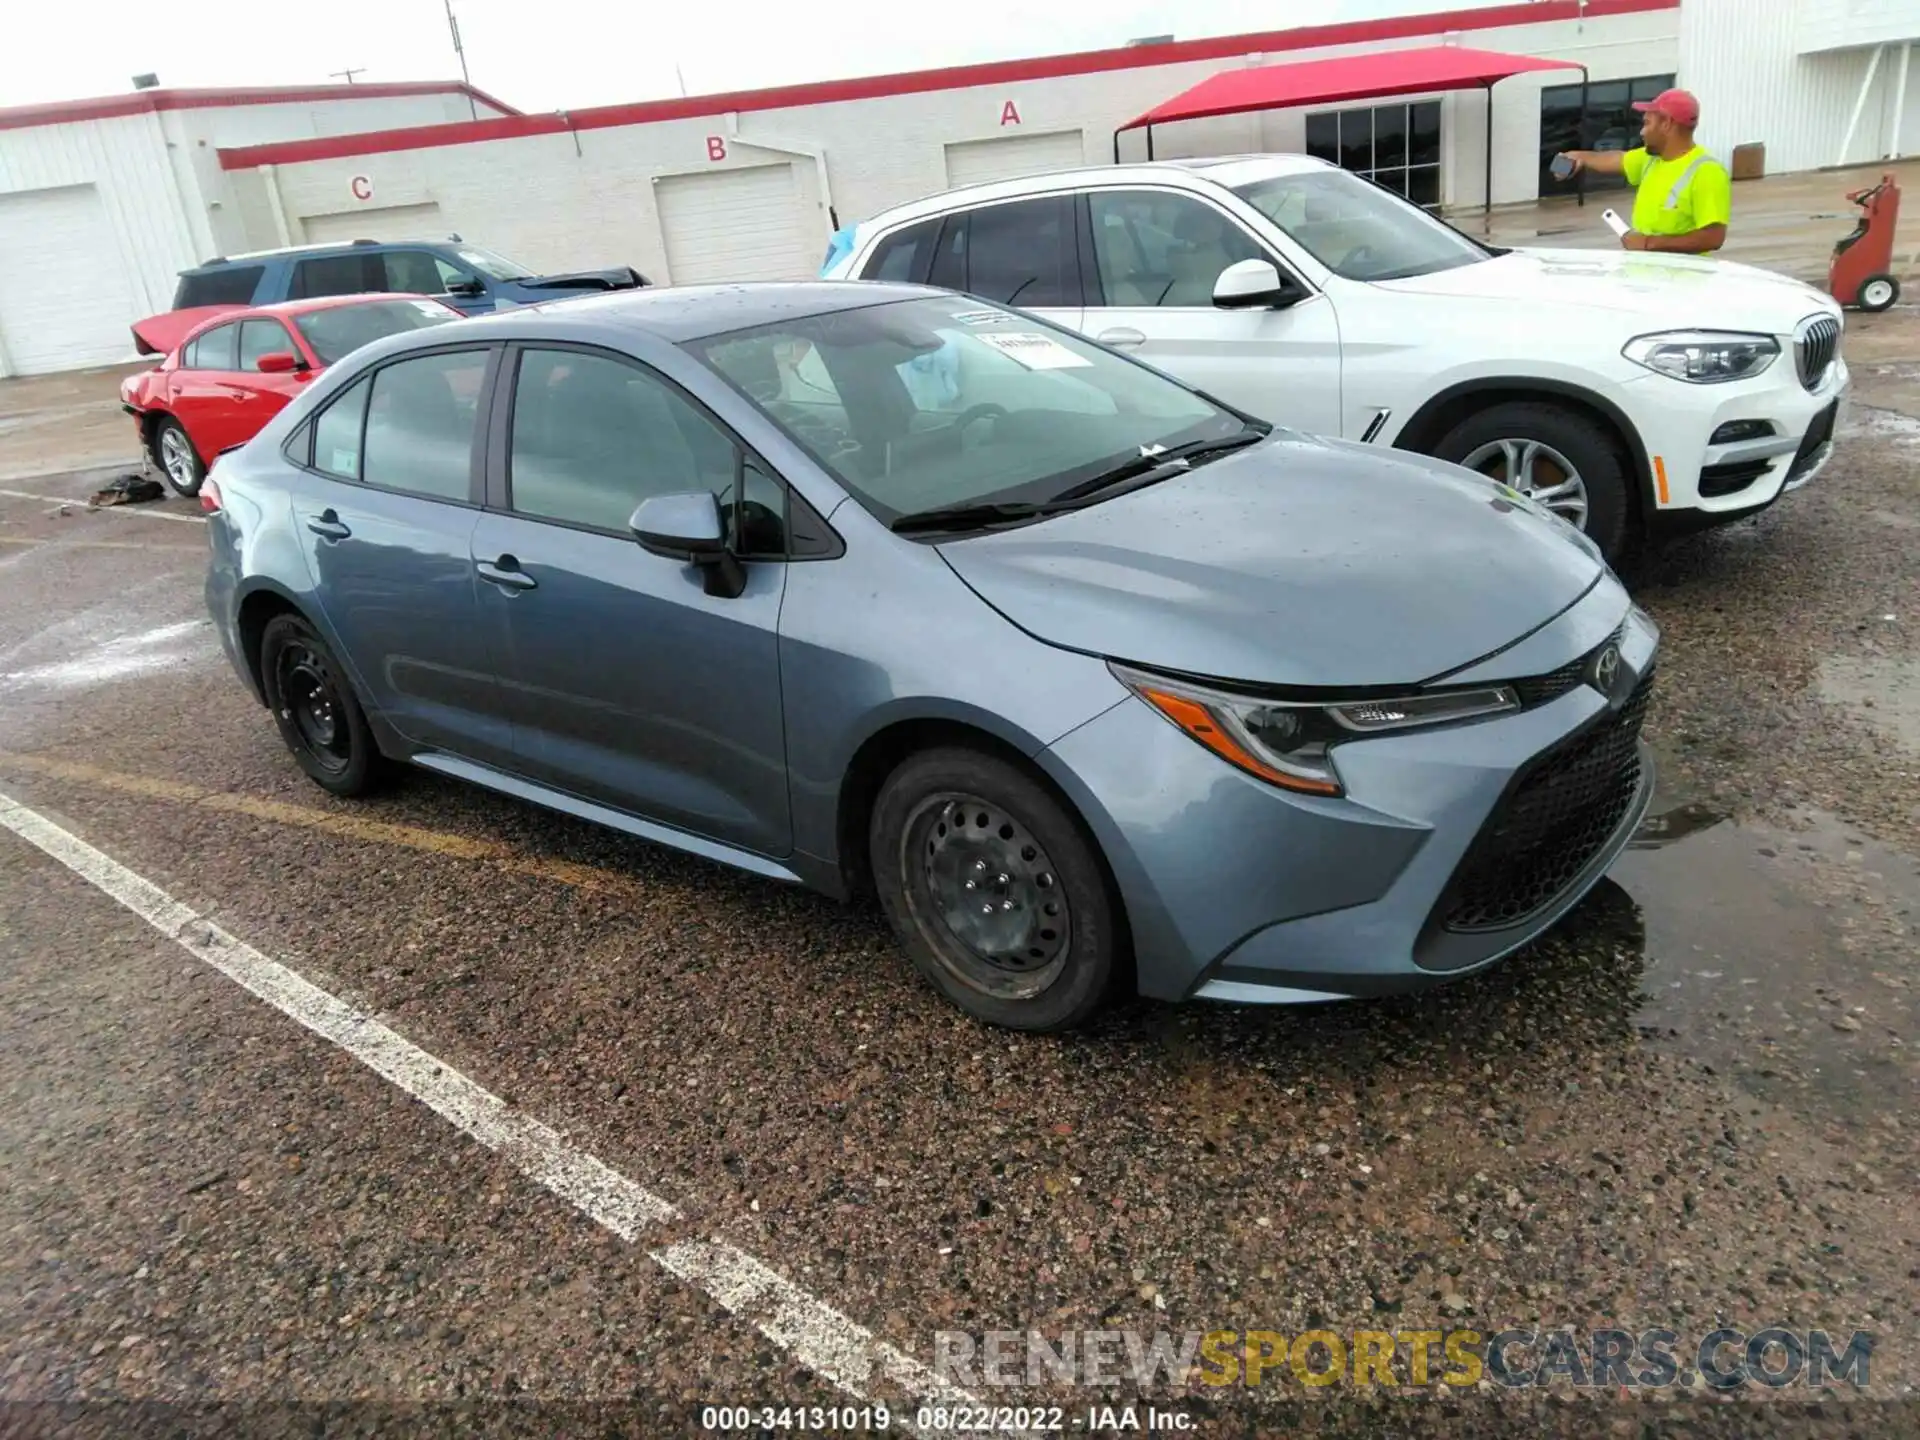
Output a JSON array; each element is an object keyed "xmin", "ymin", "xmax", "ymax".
[{"xmin": 1459, "ymin": 436, "xmax": 1591, "ymax": 530}]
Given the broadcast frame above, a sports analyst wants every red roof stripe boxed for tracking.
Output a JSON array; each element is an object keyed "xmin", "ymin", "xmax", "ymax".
[
  {"xmin": 217, "ymin": 0, "xmax": 1675, "ymax": 172},
  {"xmin": 1120, "ymin": 46, "xmax": 1586, "ymax": 130},
  {"xmin": 0, "ymin": 80, "xmax": 519, "ymax": 134}
]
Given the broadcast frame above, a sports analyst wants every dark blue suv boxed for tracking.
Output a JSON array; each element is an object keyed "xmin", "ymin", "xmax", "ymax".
[{"xmin": 171, "ymin": 237, "xmax": 648, "ymax": 316}]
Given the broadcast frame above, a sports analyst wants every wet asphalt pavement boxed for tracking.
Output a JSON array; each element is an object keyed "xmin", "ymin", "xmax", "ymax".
[{"xmin": 2, "ymin": 316, "xmax": 1918, "ymax": 1439}]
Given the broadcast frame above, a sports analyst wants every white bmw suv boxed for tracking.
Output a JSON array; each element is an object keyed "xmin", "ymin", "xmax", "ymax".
[{"xmin": 823, "ymin": 154, "xmax": 1848, "ymax": 563}]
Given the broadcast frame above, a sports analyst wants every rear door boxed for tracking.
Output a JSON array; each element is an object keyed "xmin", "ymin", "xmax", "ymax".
[
  {"xmin": 292, "ymin": 344, "xmax": 515, "ymax": 766},
  {"xmin": 1077, "ymin": 187, "xmax": 1344, "ymax": 437},
  {"xmin": 919, "ymin": 194, "xmax": 1086, "ymax": 334}
]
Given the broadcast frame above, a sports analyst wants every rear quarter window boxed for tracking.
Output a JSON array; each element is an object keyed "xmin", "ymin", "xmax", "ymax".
[{"xmin": 173, "ymin": 266, "xmax": 265, "ymax": 309}]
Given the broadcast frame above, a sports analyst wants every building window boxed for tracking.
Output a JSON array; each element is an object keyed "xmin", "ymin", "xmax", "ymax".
[
  {"xmin": 1538, "ymin": 73, "xmax": 1676, "ymax": 198},
  {"xmin": 1305, "ymin": 100, "xmax": 1442, "ymax": 210}
]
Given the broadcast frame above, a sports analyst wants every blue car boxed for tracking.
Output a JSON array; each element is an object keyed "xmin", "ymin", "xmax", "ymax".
[
  {"xmin": 165, "ymin": 238, "xmax": 646, "ymax": 324},
  {"xmin": 204, "ymin": 282, "xmax": 1657, "ymax": 1032}
]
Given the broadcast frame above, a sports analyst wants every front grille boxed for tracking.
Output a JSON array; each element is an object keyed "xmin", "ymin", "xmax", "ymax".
[
  {"xmin": 1795, "ymin": 315, "xmax": 1840, "ymax": 391},
  {"xmin": 1438, "ymin": 668, "xmax": 1654, "ymax": 933},
  {"xmin": 1511, "ymin": 624, "xmax": 1624, "ymax": 708}
]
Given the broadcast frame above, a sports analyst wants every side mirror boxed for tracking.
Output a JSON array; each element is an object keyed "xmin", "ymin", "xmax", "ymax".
[
  {"xmin": 444, "ymin": 278, "xmax": 486, "ymax": 298},
  {"xmin": 1213, "ymin": 258, "xmax": 1304, "ymax": 310},
  {"xmin": 631, "ymin": 491, "xmax": 744, "ymax": 598},
  {"xmin": 256, "ymin": 351, "xmax": 303, "ymax": 374}
]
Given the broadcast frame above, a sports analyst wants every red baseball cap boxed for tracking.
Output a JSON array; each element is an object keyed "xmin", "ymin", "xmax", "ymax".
[{"xmin": 1634, "ymin": 88, "xmax": 1700, "ymax": 127}]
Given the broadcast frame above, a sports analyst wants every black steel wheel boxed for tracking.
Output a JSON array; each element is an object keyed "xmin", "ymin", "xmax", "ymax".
[
  {"xmin": 258, "ymin": 613, "xmax": 379, "ymax": 796},
  {"xmin": 871, "ymin": 747, "xmax": 1119, "ymax": 1031}
]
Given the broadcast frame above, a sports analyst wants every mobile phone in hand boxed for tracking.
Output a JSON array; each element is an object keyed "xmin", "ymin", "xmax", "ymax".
[
  {"xmin": 1550, "ymin": 154, "xmax": 1576, "ymax": 180},
  {"xmin": 1602, "ymin": 208, "xmax": 1629, "ymax": 237}
]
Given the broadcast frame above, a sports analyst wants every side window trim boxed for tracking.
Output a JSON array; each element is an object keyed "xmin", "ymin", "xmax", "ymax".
[
  {"xmin": 1080, "ymin": 185, "xmax": 1316, "ymax": 310},
  {"xmin": 487, "ymin": 340, "xmax": 841, "ymax": 561},
  {"xmin": 289, "ymin": 342, "xmax": 501, "ymax": 507}
]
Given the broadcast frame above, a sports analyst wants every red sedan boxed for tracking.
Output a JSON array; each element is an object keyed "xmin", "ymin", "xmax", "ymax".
[{"xmin": 122, "ymin": 294, "xmax": 462, "ymax": 496}]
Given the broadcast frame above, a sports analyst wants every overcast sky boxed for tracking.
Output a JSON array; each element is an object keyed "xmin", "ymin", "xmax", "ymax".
[{"xmin": 6, "ymin": 0, "xmax": 1489, "ymax": 113}]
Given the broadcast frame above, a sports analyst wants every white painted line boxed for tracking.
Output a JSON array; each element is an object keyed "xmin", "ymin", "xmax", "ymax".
[
  {"xmin": 0, "ymin": 487, "xmax": 206, "ymax": 523},
  {"xmin": 0, "ymin": 789, "xmax": 979, "ymax": 1424}
]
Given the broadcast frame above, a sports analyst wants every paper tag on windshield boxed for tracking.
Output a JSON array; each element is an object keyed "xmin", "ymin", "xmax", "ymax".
[
  {"xmin": 949, "ymin": 308, "xmax": 1009, "ymax": 326},
  {"xmin": 974, "ymin": 332, "xmax": 1091, "ymax": 369}
]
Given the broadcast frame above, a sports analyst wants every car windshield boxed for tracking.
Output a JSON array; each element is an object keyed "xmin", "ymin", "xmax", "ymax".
[
  {"xmin": 294, "ymin": 299, "xmax": 461, "ymax": 365},
  {"xmin": 1230, "ymin": 168, "xmax": 1489, "ymax": 282},
  {"xmin": 690, "ymin": 296, "xmax": 1247, "ymax": 524},
  {"xmin": 455, "ymin": 246, "xmax": 535, "ymax": 281}
]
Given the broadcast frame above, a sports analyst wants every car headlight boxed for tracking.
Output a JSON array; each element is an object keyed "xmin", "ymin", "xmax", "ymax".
[
  {"xmin": 1111, "ymin": 663, "xmax": 1519, "ymax": 797},
  {"xmin": 1623, "ymin": 330, "xmax": 1779, "ymax": 384}
]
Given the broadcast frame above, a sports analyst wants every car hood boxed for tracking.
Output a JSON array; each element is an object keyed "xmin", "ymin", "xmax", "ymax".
[
  {"xmin": 1372, "ymin": 248, "xmax": 1839, "ymax": 333},
  {"xmin": 508, "ymin": 266, "xmax": 650, "ymax": 294},
  {"xmin": 934, "ymin": 434, "xmax": 1605, "ymax": 689}
]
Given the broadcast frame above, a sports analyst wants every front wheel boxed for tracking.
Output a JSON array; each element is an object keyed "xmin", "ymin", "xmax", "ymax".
[
  {"xmin": 869, "ymin": 748, "xmax": 1120, "ymax": 1032},
  {"xmin": 1433, "ymin": 401, "xmax": 1633, "ymax": 564},
  {"xmin": 152, "ymin": 417, "xmax": 204, "ymax": 498},
  {"xmin": 1857, "ymin": 274, "xmax": 1900, "ymax": 313},
  {"xmin": 258, "ymin": 614, "xmax": 380, "ymax": 797}
]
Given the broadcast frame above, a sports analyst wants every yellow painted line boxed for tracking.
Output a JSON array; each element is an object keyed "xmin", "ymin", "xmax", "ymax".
[{"xmin": 0, "ymin": 750, "xmax": 644, "ymax": 899}]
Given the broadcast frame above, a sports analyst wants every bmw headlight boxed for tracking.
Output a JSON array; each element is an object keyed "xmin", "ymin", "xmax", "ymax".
[
  {"xmin": 1623, "ymin": 330, "xmax": 1779, "ymax": 384},
  {"xmin": 1111, "ymin": 664, "xmax": 1519, "ymax": 797}
]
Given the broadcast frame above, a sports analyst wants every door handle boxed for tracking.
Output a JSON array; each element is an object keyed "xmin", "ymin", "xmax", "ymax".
[
  {"xmin": 305, "ymin": 510, "xmax": 351, "ymax": 541},
  {"xmin": 1096, "ymin": 327, "xmax": 1147, "ymax": 349},
  {"xmin": 476, "ymin": 556, "xmax": 537, "ymax": 592}
]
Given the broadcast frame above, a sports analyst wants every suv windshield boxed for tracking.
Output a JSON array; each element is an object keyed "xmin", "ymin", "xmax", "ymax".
[
  {"xmin": 455, "ymin": 246, "xmax": 535, "ymax": 282},
  {"xmin": 294, "ymin": 299, "xmax": 460, "ymax": 365},
  {"xmin": 691, "ymin": 296, "xmax": 1248, "ymax": 525},
  {"xmin": 1231, "ymin": 168, "xmax": 1489, "ymax": 281}
]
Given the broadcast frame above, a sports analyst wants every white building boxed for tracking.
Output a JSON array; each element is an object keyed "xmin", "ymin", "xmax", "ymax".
[
  {"xmin": 0, "ymin": 80, "xmax": 515, "ymax": 375},
  {"xmin": 3, "ymin": 0, "xmax": 1913, "ymax": 376}
]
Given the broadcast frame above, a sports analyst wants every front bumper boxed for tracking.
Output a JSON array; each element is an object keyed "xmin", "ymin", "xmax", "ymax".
[
  {"xmin": 1038, "ymin": 601, "xmax": 1658, "ymax": 1004},
  {"xmin": 1623, "ymin": 344, "xmax": 1849, "ymax": 521}
]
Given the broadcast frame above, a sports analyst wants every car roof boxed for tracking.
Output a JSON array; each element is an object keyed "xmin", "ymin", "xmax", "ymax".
[
  {"xmin": 181, "ymin": 238, "xmax": 466, "ymax": 273},
  {"xmin": 850, "ymin": 152, "xmax": 1334, "ymax": 231},
  {"xmin": 439, "ymin": 280, "xmax": 943, "ymax": 344}
]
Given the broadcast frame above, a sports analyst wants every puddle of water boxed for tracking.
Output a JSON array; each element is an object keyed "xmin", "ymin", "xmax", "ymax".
[
  {"xmin": 1597, "ymin": 784, "xmax": 1919, "ymax": 1126},
  {"xmin": 1842, "ymin": 404, "xmax": 1920, "ymax": 441}
]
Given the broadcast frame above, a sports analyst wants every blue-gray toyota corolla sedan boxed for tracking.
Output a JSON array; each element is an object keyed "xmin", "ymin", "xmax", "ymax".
[{"xmin": 203, "ymin": 281, "xmax": 1658, "ymax": 1031}]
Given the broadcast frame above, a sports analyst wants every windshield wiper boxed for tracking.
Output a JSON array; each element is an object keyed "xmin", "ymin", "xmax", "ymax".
[
  {"xmin": 889, "ymin": 500, "xmax": 1057, "ymax": 535},
  {"xmin": 1046, "ymin": 426, "xmax": 1270, "ymax": 506}
]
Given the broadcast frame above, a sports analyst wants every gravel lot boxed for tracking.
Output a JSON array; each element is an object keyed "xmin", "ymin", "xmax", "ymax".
[{"xmin": 1, "ymin": 291, "xmax": 1916, "ymax": 1438}]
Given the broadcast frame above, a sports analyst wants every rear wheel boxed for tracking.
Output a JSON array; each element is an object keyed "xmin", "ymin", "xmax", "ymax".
[
  {"xmin": 152, "ymin": 417, "xmax": 204, "ymax": 498},
  {"xmin": 1858, "ymin": 274, "xmax": 1900, "ymax": 313},
  {"xmin": 258, "ymin": 614, "xmax": 379, "ymax": 797},
  {"xmin": 870, "ymin": 748, "xmax": 1119, "ymax": 1031},
  {"xmin": 1434, "ymin": 401, "xmax": 1633, "ymax": 564}
]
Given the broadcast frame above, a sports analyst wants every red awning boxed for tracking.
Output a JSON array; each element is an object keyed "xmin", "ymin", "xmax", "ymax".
[{"xmin": 1118, "ymin": 45, "xmax": 1584, "ymax": 131}]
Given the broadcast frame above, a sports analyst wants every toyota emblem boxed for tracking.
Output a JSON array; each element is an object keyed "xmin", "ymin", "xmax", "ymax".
[{"xmin": 1590, "ymin": 644, "xmax": 1622, "ymax": 696}]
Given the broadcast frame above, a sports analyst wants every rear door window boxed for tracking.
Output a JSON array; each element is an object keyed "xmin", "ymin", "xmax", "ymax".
[
  {"xmin": 173, "ymin": 266, "xmax": 264, "ymax": 309},
  {"xmin": 184, "ymin": 323, "xmax": 240, "ymax": 371},
  {"xmin": 359, "ymin": 349, "xmax": 490, "ymax": 501},
  {"xmin": 937, "ymin": 197, "xmax": 1079, "ymax": 307},
  {"xmin": 290, "ymin": 252, "xmax": 385, "ymax": 299}
]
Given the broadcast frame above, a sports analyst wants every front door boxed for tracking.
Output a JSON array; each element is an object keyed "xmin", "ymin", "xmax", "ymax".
[
  {"xmin": 294, "ymin": 344, "xmax": 514, "ymax": 766},
  {"xmin": 170, "ymin": 320, "xmax": 251, "ymax": 462},
  {"xmin": 1077, "ymin": 188, "xmax": 1345, "ymax": 438},
  {"xmin": 471, "ymin": 344, "xmax": 791, "ymax": 857}
]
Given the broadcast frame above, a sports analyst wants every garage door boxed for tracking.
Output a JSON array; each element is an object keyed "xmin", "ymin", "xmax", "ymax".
[
  {"xmin": 943, "ymin": 131, "xmax": 1087, "ymax": 188},
  {"xmin": 302, "ymin": 202, "xmax": 447, "ymax": 245},
  {"xmin": 655, "ymin": 164, "xmax": 806, "ymax": 285},
  {"xmin": 0, "ymin": 186, "xmax": 140, "ymax": 376}
]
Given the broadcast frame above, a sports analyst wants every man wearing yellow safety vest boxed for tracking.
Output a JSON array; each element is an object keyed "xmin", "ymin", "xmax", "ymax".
[{"xmin": 1557, "ymin": 88, "xmax": 1731, "ymax": 257}]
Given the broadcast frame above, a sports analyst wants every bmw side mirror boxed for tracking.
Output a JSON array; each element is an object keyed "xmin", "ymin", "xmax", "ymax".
[
  {"xmin": 631, "ymin": 491, "xmax": 744, "ymax": 598},
  {"xmin": 1213, "ymin": 258, "xmax": 1303, "ymax": 310}
]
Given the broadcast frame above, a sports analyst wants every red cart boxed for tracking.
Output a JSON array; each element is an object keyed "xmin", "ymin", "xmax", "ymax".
[{"xmin": 1829, "ymin": 173, "xmax": 1902, "ymax": 313}]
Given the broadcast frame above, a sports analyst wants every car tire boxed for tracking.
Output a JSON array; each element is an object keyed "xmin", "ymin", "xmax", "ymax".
[
  {"xmin": 152, "ymin": 417, "xmax": 205, "ymax": 498},
  {"xmin": 258, "ymin": 614, "xmax": 380, "ymax": 797},
  {"xmin": 1433, "ymin": 401, "xmax": 1633, "ymax": 564},
  {"xmin": 870, "ymin": 747, "xmax": 1120, "ymax": 1032}
]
